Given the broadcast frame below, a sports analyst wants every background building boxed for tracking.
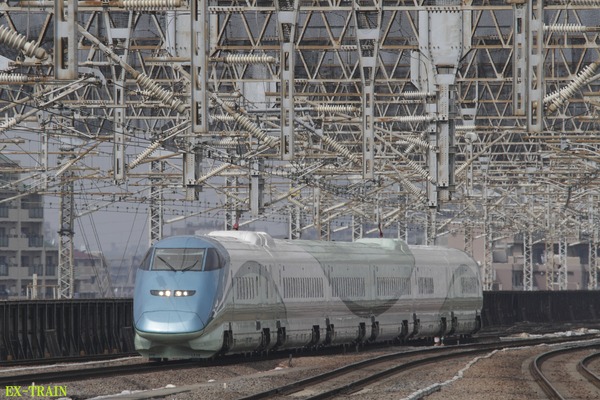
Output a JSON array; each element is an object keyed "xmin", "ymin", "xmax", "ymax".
[
  {"xmin": 442, "ymin": 225, "xmax": 588, "ymax": 291},
  {"xmin": 0, "ymin": 155, "xmax": 119, "ymax": 299},
  {"xmin": 1, "ymin": 2, "xmax": 600, "ymax": 297},
  {"xmin": 0, "ymin": 154, "xmax": 59, "ymax": 299}
]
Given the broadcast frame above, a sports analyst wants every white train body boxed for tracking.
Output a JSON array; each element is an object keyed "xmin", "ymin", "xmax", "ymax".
[{"xmin": 134, "ymin": 231, "xmax": 482, "ymax": 359}]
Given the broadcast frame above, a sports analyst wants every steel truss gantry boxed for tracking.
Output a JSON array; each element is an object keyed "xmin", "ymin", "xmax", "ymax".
[{"xmin": 1, "ymin": 0, "xmax": 600, "ymax": 296}]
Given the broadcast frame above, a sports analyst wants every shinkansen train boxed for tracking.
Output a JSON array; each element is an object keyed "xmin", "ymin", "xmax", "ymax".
[{"xmin": 133, "ymin": 231, "xmax": 482, "ymax": 359}]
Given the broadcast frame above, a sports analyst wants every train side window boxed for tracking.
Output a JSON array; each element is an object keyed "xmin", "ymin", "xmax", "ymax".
[
  {"xmin": 418, "ymin": 277, "xmax": 434, "ymax": 294},
  {"xmin": 139, "ymin": 249, "xmax": 152, "ymax": 271},
  {"xmin": 204, "ymin": 248, "xmax": 224, "ymax": 271}
]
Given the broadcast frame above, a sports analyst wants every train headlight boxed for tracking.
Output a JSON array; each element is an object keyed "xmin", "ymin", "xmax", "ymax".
[{"xmin": 151, "ymin": 290, "xmax": 196, "ymax": 297}]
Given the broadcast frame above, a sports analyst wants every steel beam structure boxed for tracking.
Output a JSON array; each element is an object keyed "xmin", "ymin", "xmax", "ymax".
[
  {"xmin": 57, "ymin": 167, "xmax": 74, "ymax": 299},
  {"xmin": 0, "ymin": 1, "xmax": 599, "ymax": 294},
  {"xmin": 558, "ymin": 235, "xmax": 568, "ymax": 291},
  {"xmin": 353, "ymin": 0, "xmax": 381, "ymax": 180},
  {"xmin": 149, "ymin": 160, "xmax": 164, "ymax": 245},
  {"xmin": 464, "ymin": 221, "xmax": 473, "ymax": 258},
  {"xmin": 289, "ymin": 205, "xmax": 302, "ymax": 240},
  {"xmin": 522, "ymin": 230, "xmax": 533, "ymax": 291},
  {"xmin": 277, "ymin": 0, "xmax": 300, "ymax": 161},
  {"xmin": 588, "ymin": 195, "xmax": 599, "ymax": 290}
]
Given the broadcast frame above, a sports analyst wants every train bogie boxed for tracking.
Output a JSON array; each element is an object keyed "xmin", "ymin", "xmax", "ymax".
[{"xmin": 133, "ymin": 231, "xmax": 483, "ymax": 359}]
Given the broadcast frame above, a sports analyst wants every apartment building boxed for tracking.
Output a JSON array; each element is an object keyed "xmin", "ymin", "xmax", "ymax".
[
  {"xmin": 442, "ymin": 224, "xmax": 590, "ymax": 290},
  {"xmin": 0, "ymin": 154, "xmax": 59, "ymax": 298},
  {"xmin": 0, "ymin": 155, "xmax": 114, "ymax": 299}
]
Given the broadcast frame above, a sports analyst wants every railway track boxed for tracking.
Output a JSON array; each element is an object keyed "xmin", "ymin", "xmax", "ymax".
[
  {"xmin": 239, "ymin": 334, "xmax": 600, "ymax": 400},
  {"xmin": 2, "ymin": 332, "xmax": 599, "ymax": 399},
  {"xmin": 0, "ymin": 343, "xmax": 393, "ymax": 387},
  {"xmin": 0, "ymin": 359, "xmax": 195, "ymax": 387},
  {"xmin": 0, "ymin": 352, "xmax": 140, "ymax": 368},
  {"xmin": 2, "ymin": 322, "xmax": 595, "ymax": 366},
  {"xmin": 530, "ymin": 341, "xmax": 600, "ymax": 399},
  {"xmin": 577, "ymin": 351, "xmax": 600, "ymax": 390}
]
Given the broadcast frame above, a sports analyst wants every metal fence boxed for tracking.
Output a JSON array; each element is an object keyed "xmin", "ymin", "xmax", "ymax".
[{"xmin": 0, "ymin": 299, "xmax": 134, "ymax": 360}]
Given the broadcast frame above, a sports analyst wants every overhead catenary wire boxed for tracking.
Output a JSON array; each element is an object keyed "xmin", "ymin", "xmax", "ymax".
[{"xmin": 77, "ymin": 25, "xmax": 186, "ymax": 114}]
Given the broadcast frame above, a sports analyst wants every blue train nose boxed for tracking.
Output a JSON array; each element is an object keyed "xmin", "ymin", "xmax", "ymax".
[
  {"xmin": 136, "ymin": 310, "xmax": 206, "ymax": 334},
  {"xmin": 134, "ymin": 268, "xmax": 223, "ymax": 336}
]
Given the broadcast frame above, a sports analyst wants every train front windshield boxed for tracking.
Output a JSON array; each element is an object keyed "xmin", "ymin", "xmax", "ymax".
[
  {"xmin": 138, "ymin": 246, "xmax": 225, "ymax": 272},
  {"xmin": 153, "ymin": 248, "xmax": 204, "ymax": 272}
]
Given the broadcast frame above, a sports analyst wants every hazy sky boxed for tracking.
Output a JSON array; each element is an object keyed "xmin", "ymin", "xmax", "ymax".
[
  {"xmin": 44, "ymin": 202, "xmax": 151, "ymax": 258},
  {"xmin": 42, "ymin": 194, "xmax": 292, "ymax": 260}
]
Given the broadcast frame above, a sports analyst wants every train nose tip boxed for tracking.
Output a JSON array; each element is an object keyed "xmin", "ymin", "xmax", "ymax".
[{"xmin": 135, "ymin": 311, "xmax": 205, "ymax": 334}]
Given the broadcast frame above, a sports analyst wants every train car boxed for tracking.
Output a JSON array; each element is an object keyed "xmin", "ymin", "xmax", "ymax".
[{"xmin": 133, "ymin": 231, "xmax": 482, "ymax": 359}]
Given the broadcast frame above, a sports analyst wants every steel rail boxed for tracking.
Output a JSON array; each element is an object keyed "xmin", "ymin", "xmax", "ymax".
[
  {"xmin": 577, "ymin": 351, "xmax": 600, "ymax": 390},
  {"xmin": 2, "ymin": 334, "xmax": 598, "ymax": 391},
  {"xmin": 530, "ymin": 342, "xmax": 600, "ymax": 400},
  {"xmin": 302, "ymin": 348, "xmax": 495, "ymax": 400},
  {"xmin": 239, "ymin": 334, "xmax": 600, "ymax": 400},
  {"xmin": 0, "ymin": 341, "xmax": 421, "ymax": 386},
  {"xmin": 0, "ymin": 352, "xmax": 140, "ymax": 368},
  {"xmin": 0, "ymin": 359, "xmax": 195, "ymax": 387}
]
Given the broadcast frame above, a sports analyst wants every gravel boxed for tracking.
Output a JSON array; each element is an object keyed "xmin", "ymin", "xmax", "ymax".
[
  {"xmin": 45, "ymin": 347, "xmax": 404, "ymax": 399},
  {"xmin": 12, "ymin": 339, "xmax": 599, "ymax": 399}
]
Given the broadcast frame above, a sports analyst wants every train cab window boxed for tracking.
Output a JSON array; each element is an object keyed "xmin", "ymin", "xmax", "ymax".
[
  {"xmin": 204, "ymin": 248, "xmax": 224, "ymax": 271},
  {"xmin": 138, "ymin": 249, "xmax": 152, "ymax": 271},
  {"xmin": 152, "ymin": 248, "xmax": 205, "ymax": 271}
]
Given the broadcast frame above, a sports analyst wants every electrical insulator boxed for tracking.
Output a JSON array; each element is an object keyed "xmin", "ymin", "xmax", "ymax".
[
  {"xmin": 558, "ymin": 0, "xmax": 600, "ymax": 5},
  {"xmin": 196, "ymin": 163, "xmax": 230, "ymax": 185},
  {"xmin": 0, "ymin": 25, "xmax": 47, "ymax": 60},
  {"xmin": 210, "ymin": 138, "xmax": 239, "ymax": 148},
  {"xmin": 395, "ymin": 135, "xmax": 431, "ymax": 150},
  {"xmin": 211, "ymin": 93, "xmax": 278, "ymax": 148},
  {"xmin": 212, "ymin": 115, "xmax": 236, "ymax": 122},
  {"xmin": 0, "ymin": 117, "xmax": 17, "ymax": 133},
  {"xmin": 222, "ymin": 101, "xmax": 238, "ymax": 109},
  {"xmin": 135, "ymin": 73, "xmax": 186, "ymax": 113},
  {"xmin": 322, "ymin": 136, "xmax": 359, "ymax": 164},
  {"xmin": 406, "ymin": 159, "xmax": 433, "ymax": 182},
  {"xmin": 394, "ymin": 115, "xmax": 434, "ymax": 123},
  {"xmin": 544, "ymin": 24, "xmax": 590, "ymax": 33},
  {"xmin": 223, "ymin": 54, "xmax": 276, "ymax": 64},
  {"xmin": 128, "ymin": 141, "xmax": 161, "ymax": 170},
  {"xmin": 546, "ymin": 61, "xmax": 599, "ymax": 113},
  {"xmin": 314, "ymin": 105, "xmax": 357, "ymax": 113},
  {"xmin": 397, "ymin": 173, "xmax": 427, "ymax": 202},
  {"xmin": 232, "ymin": 113, "xmax": 277, "ymax": 148},
  {"xmin": 544, "ymin": 89, "xmax": 561, "ymax": 105},
  {"xmin": 208, "ymin": 6, "xmax": 245, "ymax": 13},
  {"xmin": 401, "ymin": 91, "xmax": 432, "ymax": 98},
  {"xmin": 121, "ymin": 0, "xmax": 181, "ymax": 10},
  {"xmin": 0, "ymin": 73, "xmax": 28, "ymax": 82}
]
